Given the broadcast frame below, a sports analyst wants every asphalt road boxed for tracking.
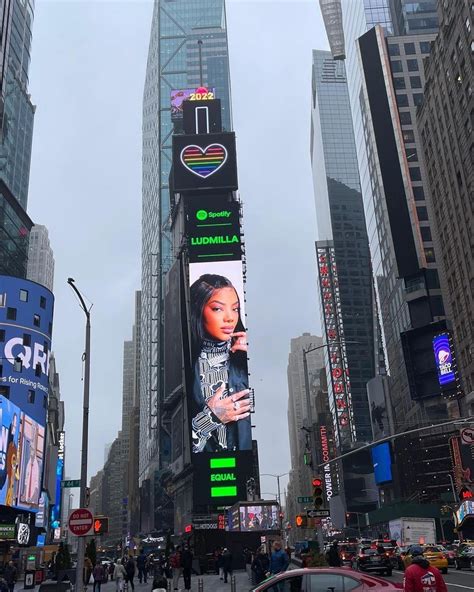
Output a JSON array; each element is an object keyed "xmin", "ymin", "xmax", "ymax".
[{"xmin": 382, "ymin": 568, "xmax": 474, "ymax": 591}]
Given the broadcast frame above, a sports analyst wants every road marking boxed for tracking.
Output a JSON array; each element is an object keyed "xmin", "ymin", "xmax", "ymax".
[{"xmin": 446, "ymin": 584, "xmax": 474, "ymax": 589}]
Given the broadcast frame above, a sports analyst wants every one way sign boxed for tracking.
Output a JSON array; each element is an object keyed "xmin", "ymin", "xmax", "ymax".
[{"xmin": 306, "ymin": 509, "xmax": 330, "ymax": 518}]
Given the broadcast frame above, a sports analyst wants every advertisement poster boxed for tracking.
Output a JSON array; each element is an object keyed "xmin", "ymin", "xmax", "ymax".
[
  {"xmin": 188, "ymin": 259, "xmax": 252, "ymax": 454},
  {"xmin": 0, "ymin": 396, "xmax": 21, "ymax": 507},
  {"xmin": 239, "ymin": 504, "xmax": 279, "ymax": 531},
  {"xmin": 171, "ymin": 87, "xmax": 216, "ymax": 120},
  {"xmin": 17, "ymin": 413, "xmax": 45, "ymax": 511},
  {"xmin": 433, "ymin": 332, "xmax": 456, "ymax": 387}
]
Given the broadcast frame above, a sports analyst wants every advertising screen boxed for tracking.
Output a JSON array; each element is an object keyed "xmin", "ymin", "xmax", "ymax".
[
  {"xmin": 172, "ymin": 132, "xmax": 238, "ymax": 192},
  {"xmin": 371, "ymin": 442, "xmax": 392, "ymax": 484},
  {"xmin": 0, "ymin": 396, "xmax": 45, "ymax": 510},
  {"xmin": 171, "ymin": 87, "xmax": 216, "ymax": 120},
  {"xmin": 433, "ymin": 332, "xmax": 456, "ymax": 387},
  {"xmin": 50, "ymin": 431, "xmax": 64, "ymax": 529},
  {"xmin": 239, "ymin": 504, "xmax": 279, "ymax": 531}
]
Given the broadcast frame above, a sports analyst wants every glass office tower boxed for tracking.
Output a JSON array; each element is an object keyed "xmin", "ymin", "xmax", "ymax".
[{"xmin": 140, "ymin": 0, "xmax": 232, "ymax": 530}]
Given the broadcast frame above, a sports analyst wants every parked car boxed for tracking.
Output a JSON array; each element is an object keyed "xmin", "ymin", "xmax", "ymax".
[
  {"xmin": 403, "ymin": 545, "xmax": 448, "ymax": 574},
  {"xmin": 251, "ymin": 567, "xmax": 403, "ymax": 592},
  {"xmin": 454, "ymin": 545, "xmax": 474, "ymax": 570},
  {"xmin": 354, "ymin": 546, "xmax": 393, "ymax": 576}
]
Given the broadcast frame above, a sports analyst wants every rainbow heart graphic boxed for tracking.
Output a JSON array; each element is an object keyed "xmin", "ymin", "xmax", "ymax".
[{"xmin": 180, "ymin": 143, "xmax": 228, "ymax": 179}]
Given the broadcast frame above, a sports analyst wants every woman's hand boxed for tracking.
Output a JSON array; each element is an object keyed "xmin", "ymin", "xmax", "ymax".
[
  {"xmin": 230, "ymin": 331, "xmax": 248, "ymax": 353},
  {"xmin": 207, "ymin": 384, "xmax": 251, "ymax": 423}
]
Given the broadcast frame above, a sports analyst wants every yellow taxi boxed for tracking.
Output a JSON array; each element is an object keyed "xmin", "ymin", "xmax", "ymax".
[{"xmin": 403, "ymin": 545, "xmax": 448, "ymax": 574}]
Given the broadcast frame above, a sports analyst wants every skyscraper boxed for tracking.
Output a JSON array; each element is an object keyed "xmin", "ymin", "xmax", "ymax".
[
  {"xmin": 26, "ymin": 224, "xmax": 55, "ymax": 292},
  {"xmin": 140, "ymin": 0, "xmax": 232, "ymax": 530}
]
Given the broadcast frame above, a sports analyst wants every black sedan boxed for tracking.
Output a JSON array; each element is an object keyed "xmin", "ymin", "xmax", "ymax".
[
  {"xmin": 354, "ymin": 547, "xmax": 393, "ymax": 576},
  {"xmin": 454, "ymin": 545, "xmax": 474, "ymax": 570}
]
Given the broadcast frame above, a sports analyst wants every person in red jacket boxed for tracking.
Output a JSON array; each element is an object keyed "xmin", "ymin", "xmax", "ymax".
[{"xmin": 404, "ymin": 547, "xmax": 447, "ymax": 592}]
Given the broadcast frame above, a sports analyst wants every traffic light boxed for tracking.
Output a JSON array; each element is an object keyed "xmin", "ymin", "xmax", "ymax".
[
  {"xmin": 460, "ymin": 487, "xmax": 473, "ymax": 500},
  {"xmin": 312, "ymin": 476, "xmax": 324, "ymax": 509},
  {"xmin": 295, "ymin": 514, "xmax": 307, "ymax": 528},
  {"xmin": 93, "ymin": 517, "xmax": 109, "ymax": 535}
]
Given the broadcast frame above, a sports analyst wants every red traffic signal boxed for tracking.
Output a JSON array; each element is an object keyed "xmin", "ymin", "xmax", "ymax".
[
  {"xmin": 312, "ymin": 476, "xmax": 324, "ymax": 509},
  {"xmin": 296, "ymin": 515, "xmax": 307, "ymax": 528},
  {"xmin": 312, "ymin": 477, "xmax": 323, "ymax": 487},
  {"xmin": 93, "ymin": 517, "xmax": 109, "ymax": 535},
  {"xmin": 460, "ymin": 487, "xmax": 473, "ymax": 500}
]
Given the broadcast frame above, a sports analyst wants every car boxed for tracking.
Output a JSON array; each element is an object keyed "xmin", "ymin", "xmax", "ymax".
[
  {"xmin": 438, "ymin": 545, "xmax": 456, "ymax": 566},
  {"xmin": 251, "ymin": 567, "xmax": 403, "ymax": 592},
  {"xmin": 454, "ymin": 545, "xmax": 474, "ymax": 570},
  {"xmin": 403, "ymin": 545, "xmax": 448, "ymax": 574},
  {"xmin": 339, "ymin": 544, "xmax": 358, "ymax": 567},
  {"xmin": 394, "ymin": 546, "xmax": 410, "ymax": 570},
  {"xmin": 354, "ymin": 546, "xmax": 393, "ymax": 576}
]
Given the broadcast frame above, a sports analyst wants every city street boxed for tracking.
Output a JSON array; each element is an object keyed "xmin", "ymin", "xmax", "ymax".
[{"xmin": 385, "ymin": 568, "xmax": 474, "ymax": 591}]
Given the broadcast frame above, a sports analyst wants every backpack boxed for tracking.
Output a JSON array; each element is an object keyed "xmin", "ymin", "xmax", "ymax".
[{"xmin": 169, "ymin": 553, "xmax": 181, "ymax": 569}]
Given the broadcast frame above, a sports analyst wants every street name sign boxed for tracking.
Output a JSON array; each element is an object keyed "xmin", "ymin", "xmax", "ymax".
[
  {"xmin": 68, "ymin": 508, "xmax": 94, "ymax": 536},
  {"xmin": 306, "ymin": 509, "xmax": 330, "ymax": 518},
  {"xmin": 297, "ymin": 496, "xmax": 313, "ymax": 503},
  {"xmin": 62, "ymin": 479, "xmax": 80, "ymax": 488}
]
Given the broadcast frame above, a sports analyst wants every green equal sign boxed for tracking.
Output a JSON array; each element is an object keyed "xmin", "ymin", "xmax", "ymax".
[
  {"xmin": 210, "ymin": 457, "xmax": 236, "ymax": 469},
  {"xmin": 211, "ymin": 486, "xmax": 238, "ymax": 498}
]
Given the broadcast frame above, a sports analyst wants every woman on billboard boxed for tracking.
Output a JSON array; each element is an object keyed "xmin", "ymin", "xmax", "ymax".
[{"xmin": 190, "ymin": 274, "xmax": 252, "ymax": 453}]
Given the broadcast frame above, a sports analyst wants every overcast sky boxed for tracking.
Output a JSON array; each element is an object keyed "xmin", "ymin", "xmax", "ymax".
[{"xmin": 27, "ymin": 0, "xmax": 328, "ymax": 502}]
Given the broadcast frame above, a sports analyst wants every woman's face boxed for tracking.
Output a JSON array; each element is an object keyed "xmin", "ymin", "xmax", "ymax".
[{"xmin": 202, "ymin": 287, "xmax": 239, "ymax": 342}]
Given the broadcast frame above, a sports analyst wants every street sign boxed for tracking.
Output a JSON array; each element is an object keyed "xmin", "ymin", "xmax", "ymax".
[
  {"xmin": 460, "ymin": 427, "xmax": 474, "ymax": 445},
  {"xmin": 306, "ymin": 509, "xmax": 330, "ymax": 518},
  {"xmin": 297, "ymin": 496, "xmax": 313, "ymax": 503},
  {"xmin": 62, "ymin": 479, "xmax": 81, "ymax": 488},
  {"xmin": 68, "ymin": 508, "xmax": 94, "ymax": 536}
]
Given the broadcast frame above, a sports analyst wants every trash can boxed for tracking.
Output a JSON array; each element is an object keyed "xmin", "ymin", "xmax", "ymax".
[{"xmin": 24, "ymin": 570, "xmax": 35, "ymax": 590}]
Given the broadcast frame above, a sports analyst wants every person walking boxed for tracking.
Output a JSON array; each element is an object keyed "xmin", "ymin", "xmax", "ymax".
[
  {"xmin": 326, "ymin": 541, "xmax": 341, "ymax": 567},
  {"xmin": 243, "ymin": 548, "xmax": 253, "ymax": 581},
  {"xmin": 269, "ymin": 541, "xmax": 289, "ymax": 575},
  {"xmin": 92, "ymin": 562, "xmax": 105, "ymax": 592},
  {"xmin": 113, "ymin": 560, "xmax": 127, "ymax": 592},
  {"xmin": 3, "ymin": 561, "xmax": 16, "ymax": 592},
  {"xmin": 137, "ymin": 551, "xmax": 147, "ymax": 584},
  {"xmin": 169, "ymin": 546, "xmax": 182, "ymax": 591},
  {"xmin": 222, "ymin": 548, "xmax": 233, "ymax": 584},
  {"xmin": 84, "ymin": 557, "xmax": 94, "ymax": 589},
  {"xmin": 125, "ymin": 557, "xmax": 136, "ymax": 592},
  {"xmin": 182, "ymin": 545, "xmax": 193, "ymax": 592},
  {"xmin": 404, "ymin": 547, "xmax": 447, "ymax": 592},
  {"xmin": 215, "ymin": 548, "xmax": 224, "ymax": 580},
  {"xmin": 251, "ymin": 546, "xmax": 270, "ymax": 585}
]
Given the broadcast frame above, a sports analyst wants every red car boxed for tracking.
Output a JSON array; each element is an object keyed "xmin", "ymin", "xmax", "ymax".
[{"xmin": 251, "ymin": 567, "xmax": 403, "ymax": 592}]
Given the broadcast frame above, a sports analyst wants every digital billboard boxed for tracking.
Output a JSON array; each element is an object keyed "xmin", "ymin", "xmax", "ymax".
[
  {"xmin": 172, "ymin": 132, "xmax": 238, "ymax": 192},
  {"xmin": 171, "ymin": 87, "xmax": 216, "ymax": 120},
  {"xmin": 50, "ymin": 430, "xmax": 64, "ymax": 529},
  {"xmin": 239, "ymin": 504, "xmax": 279, "ymax": 531},
  {"xmin": 371, "ymin": 442, "xmax": 393, "ymax": 485},
  {"xmin": 0, "ymin": 396, "xmax": 45, "ymax": 511},
  {"xmin": 433, "ymin": 332, "xmax": 456, "ymax": 387}
]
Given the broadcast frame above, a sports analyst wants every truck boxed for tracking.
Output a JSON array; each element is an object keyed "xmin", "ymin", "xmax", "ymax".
[{"xmin": 389, "ymin": 517, "xmax": 436, "ymax": 547}]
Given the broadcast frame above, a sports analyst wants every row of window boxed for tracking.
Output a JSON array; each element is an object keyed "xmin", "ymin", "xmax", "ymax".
[
  {"xmin": 0, "ymin": 384, "xmax": 47, "ymax": 408},
  {"xmin": 0, "ymin": 329, "xmax": 49, "ymax": 352},
  {"xmin": 391, "ymin": 58, "xmax": 420, "ymax": 72},
  {"xmin": 393, "ymin": 75, "xmax": 422, "ymax": 89},
  {"xmin": 0, "ymin": 289, "xmax": 48, "ymax": 309},
  {"xmin": 396, "ymin": 92, "xmax": 424, "ymax": 108},
  {"xmin": 389, "ymin": 40, "xmax": 432, "ymax": 56},
  {"xmin": 2, "ymin": 306, "xmax": 42, "ymax": 327}
]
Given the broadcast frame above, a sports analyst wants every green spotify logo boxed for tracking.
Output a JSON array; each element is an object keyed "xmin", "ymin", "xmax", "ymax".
[
  {"xmin": 195, "ymin": 209, "xmax": 231, "ymax": 221},
  {"xmin": 196, "ymin": 210, "xmax": 208, "ymax": 221}
]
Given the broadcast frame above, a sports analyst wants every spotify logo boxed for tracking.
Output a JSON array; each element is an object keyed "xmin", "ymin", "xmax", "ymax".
[
  {"xmin": 195, "ymin": 210, "xmax": 231, "ymax": 221},
  {"xmin": 196, "ymin": 210, "xmax": 208, "ymax": 221}
]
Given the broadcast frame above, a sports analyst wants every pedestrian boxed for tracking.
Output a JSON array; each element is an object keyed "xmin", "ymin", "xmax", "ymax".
[
  {"xmin": 270, "ymin": 541, "xmax": 289, "ymax": 575},
  {"xmin": 243, "ymin": 548, "xmax": 252, "ymax": 581},
  {"xmin": 169, "ymin": 545, "xmax": 182, "ymax": 591},
  {"xmin": 3, "ymin": 561, "xmax": 16, "ymax": 592},
  {"xmin": 251, "ymin": 546, "xmax": 270, "ymax": 585},
  {"xmin": 215, "ymin": 548, "xmax": 224, "ymax": 580},
  {"xmin": 137, "ymin": 550, "xmax": 148, "ymax": 584},
  {"xmin": 222, "ymin": 548, "xmax": 233, "ymax": 584},
  {"xmin": 151, "ymin": 575, "xmax": 167, "ymax": 592},
  {"xmin": 84, "ymin": 556, "xmax": 94, "ymax": 589},
  {"xmin": 404, "ymin": 546, "xmax": 447, "ymax": 592},
  {"xmin": 182, "ymin": 545, "xmax": 193, "ymax": 592},
  {"xmin": 114, "ymin": 560, "xmax": 127, "ymax": 592},
  {"xmin": 125, "ymin": 557, "xmax": 136, "ymax": 592},
  {"xmin": 285, "ymin": 546, "xmax": 292, "ymax": 563},
  {"xmin": 93, "ymin": 562, "xmax": 105, "ymax": 592},
  {"xmin": 326, "ymin": 541, "xmax": 341, "ymax": 567}
]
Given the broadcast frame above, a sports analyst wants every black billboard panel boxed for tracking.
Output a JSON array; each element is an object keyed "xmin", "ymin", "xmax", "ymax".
[
  {"xmin": 164, "ymin": 259, "xmax": 183, "ymax": 397},
  {"xmin": 172, "ymin": 132, "xmax": 237, "ymax": 193},
  {"xmin": 185, "ymin": 196, "xmax": 242, "ymax": 263}
]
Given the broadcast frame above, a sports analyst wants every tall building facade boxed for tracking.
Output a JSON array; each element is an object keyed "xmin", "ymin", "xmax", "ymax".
[
  {"xmin": 26, "ymin": 224, "xmax": 55, "ymax": 292},
  {"xmin": 310, "ymin": 50, "xmax": 377, "ymax": 514},
  {"xmin": 0, "ymin": 179, "xmax": 32, "ymax": 277},
  {"xmin": 418, "ymin": 0, "xmax": 473, "ymax": 400},
  {"xmin": 140, "ymin": 0, "xmax": 232, "ymax": 530}
]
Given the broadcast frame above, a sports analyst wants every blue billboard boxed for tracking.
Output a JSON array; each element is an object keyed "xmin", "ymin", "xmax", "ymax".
[
  {"xmin": 433, "ymin": 332, "xmax": 456, "ymax": 388},
  {"xmin": 0, "ymin": 276, "xmax": 54, "ymax": 426},
  {"xmin": 50, "ymin": 431, "xmax": 64, "ymax": 529},
  {"xmin": 371, "ymin": 442, "xmax": 393, "ymax": 485}
]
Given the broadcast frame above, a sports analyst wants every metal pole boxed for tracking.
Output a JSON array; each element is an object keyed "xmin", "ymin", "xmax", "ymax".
[
  {"xmin": 197, "ymin": 578, "xmax": 203, "ymax": 592},
  {"xmin": 230, "ymin": 575, "xmax": 236, "ymax": 592},
  {"xmin": 447, "ymin": 473, "xmax": 459, "ymax": 503},
  {"xmin": 197, "ymin": 40, "xmax": 203, "ymax": 86}
]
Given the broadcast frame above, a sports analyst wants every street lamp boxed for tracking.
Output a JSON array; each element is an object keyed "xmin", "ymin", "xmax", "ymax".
[
  {"xmin": 260, "ymin": 473, "xmax": 289, "ymax": 507},
  {"xmin": 67, "ymin": 278, "xmax": 92, "ymax": 592},
  {"xmin": 345, "ymin": 511, "xmax": 364, "ymax": 538}
]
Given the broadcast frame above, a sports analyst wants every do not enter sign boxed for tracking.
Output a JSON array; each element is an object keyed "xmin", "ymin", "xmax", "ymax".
[{"xmin": 68, "ymin": 508, "xmax": 94, "ymax": 536}]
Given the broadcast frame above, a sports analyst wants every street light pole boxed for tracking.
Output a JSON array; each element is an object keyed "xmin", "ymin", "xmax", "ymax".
[
  {"xmin": 68, "ymin": 278, "xmax": 92, "ymax": 592},
  {"xmin": 260, "ymin": 473, "xmax": 289, "ymax": 532}
]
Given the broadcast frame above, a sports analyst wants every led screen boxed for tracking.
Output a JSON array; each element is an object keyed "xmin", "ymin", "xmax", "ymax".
[
  {"xmin": 239, "ymin": 504, "xmax": 279, "ymax": 531},
  {"xmin": 171, "ymin": 87, "xmax": 216, "ymax": 120},
  {"xmin": 371, "ymin": 442, "xmax": 392, "ymax": 485},
  {"xmin": 433, "ymin": 333, "xmax": 456, "ymax": 387}
]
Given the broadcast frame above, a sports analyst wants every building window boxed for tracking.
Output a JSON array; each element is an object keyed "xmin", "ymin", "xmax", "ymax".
[
  {"xmin": 407, "ymin": 59, "xmax": 419, "ymax": 71},
  {"xmin": 413, "ymin": 186, "xmax": 425, "ymax": 202},
  {"xmin": 33, "ymin": 314, "xmax": 41, "ymax": 327},
  {"xmin": 420, "ymin": 41, "xmax": 431, "ymax": 54},
  {"xmin": 404, "ymin": 42, "xmax": 416, "ymax": 55},
  {"xmin": 0, "ymin": 330, "xmax": 5, "ymax": 342},
  {"xmin": 406, "ymin": 148, "xmax": 418, "ymax": 161},
  {"xmin": 43, "ymin": 395, "xmax": 48, "ymax": 410},
  {"xmin": 397, "ymin": 94, "xmax": 409, "ymax": 107},
  {"xmin": 403, "ymin": 129, "xmax": 415, "ymax": 143},
  {"xmin": 394, "ymin": 77, "xmax": 406, "ymax": 89},
  {"xmin": 417, "ymin": 206, "xmax": 429, "ymax": 221},
  {"xmin": 19, "ymin": 289, "xmax": 28, "ymax": 302},
  {"xmin": 424, "ymin": 248, "xmax": 436, "ymax": 263},
  {"xmin": 410, "ymin": 167, "xmax": 421, "ymax": 181},
  {"xmin": 13, "ymin": 358, "xmax": 22, "ymax": 372},
  {"xmin": 420, "ymin": 227, "xmax": 432, "ymax": 242},
  {"xmin": 40, "ymin": 296, "xmax": 46, "ymax": 309},
  {"xmin": 391, "ymin": 60, "xmax": 403, "ymax": 73},
  {"xmin": 0, "ymin": 293, "xmax": 5, "ymax": 307},
  {"xmin": 23, "ymin": 333, "xmax": 31, "ymax": 347},
  {"xmin": 0, "ymin": 386, "xmax": 10, "ymax": 399},
  {"xmin": 48, "ymin": 322, "xmax": 53, "ymax": 336},
  {"xmin": 27, "ymin": 390, "xmax": 35, "ymax": 404},
  {"xmin": 389, "ymin": 44, "xmax": 400, "ymax": 56},
  {"xmin": 413, "ymin": 93, "xmax": 424, "ymax": 106},
  {"xmin": 35, "ymin": 363, "xmax": 42, "ymax": 377},
  {"xmin": 400, "ymin": 111, "xmax": 412, "ymax": 124},
  {"xmin": 410, "ymin": 76, "xmax": 422, "ymax": 89},
  {"xmin": 7, "ymin": 307, "xmax": 17, "ymax": 321}
]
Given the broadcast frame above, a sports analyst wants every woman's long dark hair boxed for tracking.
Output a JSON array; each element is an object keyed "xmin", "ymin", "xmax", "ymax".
[{"xmin": 189, "ymin": 274, "xmax": 245, "ymax": 359}]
